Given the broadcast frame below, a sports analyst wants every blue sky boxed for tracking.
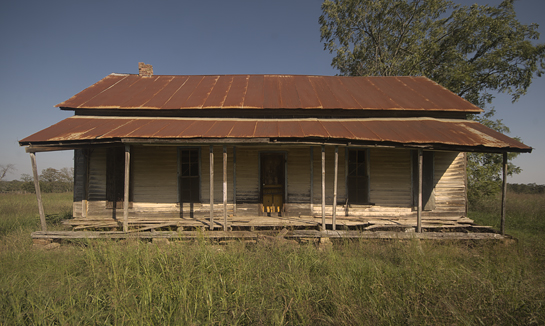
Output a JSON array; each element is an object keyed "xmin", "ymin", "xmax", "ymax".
[{"xmin": 1, "ymin": 0, "xmax": 544, "ymax": 184}]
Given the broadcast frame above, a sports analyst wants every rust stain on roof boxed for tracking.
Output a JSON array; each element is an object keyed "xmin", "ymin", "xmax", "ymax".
[
  {"xmin": 56, "ymin": 74, "xmax": 483, "ymax": 113},
  {"xmin": 19, "ymin": 116, "xmax": 531, "ymax": 152}
]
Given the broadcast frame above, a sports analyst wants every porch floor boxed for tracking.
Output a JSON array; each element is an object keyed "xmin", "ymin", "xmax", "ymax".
[{"xmin": 30, "ymin": 214, "xmax": 511, "ymax": 242}]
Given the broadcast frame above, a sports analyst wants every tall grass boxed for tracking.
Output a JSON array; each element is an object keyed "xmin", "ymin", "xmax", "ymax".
[{"xmin": 1, "ymin": 193, "xmax": 544, "ymax": 325}]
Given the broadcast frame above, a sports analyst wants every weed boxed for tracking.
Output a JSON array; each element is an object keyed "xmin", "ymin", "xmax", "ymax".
[{"xmin": 0, "ymin": 192, "xmax": 544, "ymax": 325}]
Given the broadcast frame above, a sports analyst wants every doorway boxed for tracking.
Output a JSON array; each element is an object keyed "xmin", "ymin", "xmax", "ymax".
[{"xmin": 260, "ymin": 152, "xmax": 285, "ymax": 216}]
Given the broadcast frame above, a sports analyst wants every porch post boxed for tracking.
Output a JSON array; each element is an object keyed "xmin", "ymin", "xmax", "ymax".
[
  {"xmin": 345, "ymin": 148, "xmax": 349, "ymax": 216},
  {"xmin": 209, "ymin": 145, "xmax": 214, "ymax": 230},
  {"xmin": 310, "ymin": 146, "xmax": 314, "ymax": 214},
  {"xmin": 321, "ymin": 145, "xmax": 326, "ymax": 231},
  {"xmin": 30, "ymin": 152, "xmax": 47, "ymax": 231},
  {"xmin": 332, "ymin": 146, "xmax": 338, "ymax": 230},
  {"xmin": 123, "ymin": 145, "xmax": 131, "ymax": 232},
  {"xmin": 233, "ymin": 146, "xmax": 237, "ymax": 216},
  {"xmin": 501, "ymin": 152, "xmax": 508, "ymax": 235},
  {"xmin": 417, "ymin": 149, "xmax": 423, "ymax": 233},
  {"xmin": 223, "ymin": 145, "xmax": 228, "ymax": 231}
]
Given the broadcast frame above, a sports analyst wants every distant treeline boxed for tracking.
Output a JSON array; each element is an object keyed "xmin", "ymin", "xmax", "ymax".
[
  {"xmin": 0, "ymin": 167, "xmax": 73, "ymax": 194},
  {"xmin": 508, "ymin": 183, "xmax": 545, "ymax": 195}
]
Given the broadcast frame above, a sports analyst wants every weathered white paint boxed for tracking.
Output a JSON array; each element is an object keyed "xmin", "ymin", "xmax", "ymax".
[{"xmin": 76, "ymin": 145, "xmax": 467, "ymax": 221}]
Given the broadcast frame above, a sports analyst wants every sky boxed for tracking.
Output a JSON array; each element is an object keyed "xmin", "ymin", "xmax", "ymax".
[{"xmin": 1, "ymin": 0, "xmax": 544, "ymax": 184}]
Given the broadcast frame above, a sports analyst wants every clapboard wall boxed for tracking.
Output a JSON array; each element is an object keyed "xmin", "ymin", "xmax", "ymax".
[{"xmin": 74, "ymin": 145, "xmax": 467, "ymax": 219}]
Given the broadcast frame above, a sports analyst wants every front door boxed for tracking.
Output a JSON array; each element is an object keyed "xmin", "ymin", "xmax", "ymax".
[{"xmin": 260, "ymin": 153, "xmax": 285, "ymax": 216}]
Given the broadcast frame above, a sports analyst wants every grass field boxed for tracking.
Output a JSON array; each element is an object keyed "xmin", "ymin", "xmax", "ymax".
[{"xmin": 1, "ymin": 192, "xmax": 544, "ymax": 325}]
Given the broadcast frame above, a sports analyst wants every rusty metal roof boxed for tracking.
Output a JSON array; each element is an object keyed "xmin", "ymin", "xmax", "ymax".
[
  {"xmin": 19, "ymin": 116, "xmax": 531, "ymax": 152},
  {"xmin": 56, "ymin": 74, "xmax": 483, "ymax": 113}
]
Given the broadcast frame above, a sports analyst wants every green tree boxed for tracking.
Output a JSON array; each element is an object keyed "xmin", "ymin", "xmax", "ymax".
[{"xmin": 320, "ymin": 0, "xmax": 544, "ymax": 199}]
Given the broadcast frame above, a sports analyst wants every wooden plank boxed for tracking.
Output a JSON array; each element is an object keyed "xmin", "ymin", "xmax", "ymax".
[
  {"xmin": 417, "ymin": 149, "xmax": 423, "ymax": 233},
  {"xmin": 223, "ymin": 145, "xmax": 228, "ymax": 231},
  {"xmin": 501, "ymin": 152, "xmax": 507, "ymax": 235},
  {"xmin": 30, "ymin": 152, "xmax": 47, "ymax": 231},
  {"xmin": 209, "ymin": 145, "xmax": 214, "ymax": 229},
  {"xmin": 233, "ymin": 146, "xmax": 237, "ymax": 215},
  {"xmin": 123, "ymin": 145, "xmax": 131, "ymax": 232},
  {"xmin": 332, "ymin": 146, "xmax": 338, "ymax": 230},
  {"xmin": 310, "ymin": 146, "xmax": 314, "ymax": 213},
  {"xmin": 321, "ymin": 145, "xmax": 326, "ymax": 231}
]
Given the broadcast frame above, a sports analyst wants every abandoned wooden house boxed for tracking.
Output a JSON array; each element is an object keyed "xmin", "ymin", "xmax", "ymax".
[{"xmin": 20, "ymin": 63, "xmax": 532, "ymax": 240}]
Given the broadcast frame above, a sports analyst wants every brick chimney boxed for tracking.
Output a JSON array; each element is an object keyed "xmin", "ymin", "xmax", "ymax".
[{"xmin": 138, "ymin": 62, "xmax": 153, "ymax": 77}]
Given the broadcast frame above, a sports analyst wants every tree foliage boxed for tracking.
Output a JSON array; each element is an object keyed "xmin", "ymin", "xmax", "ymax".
[
  {"xmin": 0, "ymin": 167, "xmax": 73, "ymax": 193},
  {"xmin": 0, "ymin": 164, "xmax": 15, "ymax": 182},
  {"xmin": 320, "ymin": 0, "xmax": 545, "ymax": 107},
  {"xmin": 320, "ymin": 0, "xmax": 544, "ymax": 199}
]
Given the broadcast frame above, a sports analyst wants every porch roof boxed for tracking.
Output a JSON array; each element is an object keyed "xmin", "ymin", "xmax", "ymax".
[{"xmin": 19, "ymin": 116, "xmax": 531, "ymax": 153}]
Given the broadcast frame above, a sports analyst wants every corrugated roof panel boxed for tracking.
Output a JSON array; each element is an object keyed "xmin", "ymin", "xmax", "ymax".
[
  {"xmin": 202, "ymin": 76, "xmax": 232, "ymax": 108},
  {"xmin": 152, "ymin": 119, "xmax": 194, "ymax": 137},
  {"xmin": 293, "ymin": 76, "xmax": 322, "ymax": 109},
  {"xmin": 140, "ymin": 76, "xmax": 189, "ymax": 109},
  {"xmin": 299, "ymin": 120, "xmax": 329, "ymax": 137},
  {"xmin": 101, "ymin": 119, "xmax": 151, "ymax": 138},
  {"xmin": 277, "ymin": 76, "xmax": 301, "ymax": 109},
  {"xmin": 162, "ymin": 76, "xmax": 204, "ymax": 109},
  {"xmin": 463, "ymin": 121, "xmax": 528, "ymax": 148},
  {"xmin": 55, "ymin": 74, "xmax": 484, "ymax": 113},
  {"xmin": 254, "ymin": 121, "xmax": 279, "ymax": 137},
  {"xmin": 178, "ymin": 119, "xmax": 215, "ymax": 137},
  {"xmin": 324, "ymin": 77, "xmax": 361, "ymax": 109},
  {"xmin": 185, "ymin": 75, "xmax": 219, "ymax": 108},
  {"xmin": 126, "ymin": 119, "xmax": 175, "ymax": 137},
  {"xmin": 368, "ymin": 78, "xmax": 424, "ymax": 110},
  {"xmin": 340, "ymin": 121, "xmax": 382, "ymax": 141},
  {"xmin": 19, "ymin": 117, "xmax": 531, "ymax": 152},
  {"xmin": 229, "ymin": 120, "xmax": 257, "ymax": 137},
  {"xmin": 222, "ymin": 75, "xmax": 249, "ymax": 108},
  {"xmin": 263, "ymin": 76, "xmax": 281, "ymax": 108},
  {"xmin": 79, "ymin": 119, "xmax": 133, "ymax": 139},
  {"xmin": 309, "ymin": 77, "xmax": 342, "ymax": 109},
  {"xmin": 243, "ymin": 75, "xmax": 264, "ymax": 108},
  {"xmin": 407, "ymin": 77, "xmax": 482, "ymax": 112},
  {"xmin": 80, "ymin": 75, "xmax": 141, "ymax": 108},
  {"xmin": 121, "ymin": 76, "xmax": 174, "ymax": 108},
  {"xmin": 352, "ymin": 77, "xmax": 400, "ymax": 110},
  {"xmin": 278, "ymin": 120, "xmax": 305, "ymax": 137},
  {"xmin": 204, "ymin": 120, "xmax": 235, "ymax": 137},
  {"xmin": 321, "ymin": 120, "xmax": 354, "ymax": 139},
  {"xmin": 391, "ymin": 77, "xmax": 438, "ymax": 110},
  {"xmin": 24, "ymin": 117, "xmax": 96, "ymax": 142},
  {"xmin": 104, "ymin": 77, "xmax": 160, "ymax": 109},
  {"xmin": 57, "ymin": 74, "xmax": 128, "ymax": 108},
  {"xmin": 364, "ymin": 120, "xmax": 409, "ymax": 142}
]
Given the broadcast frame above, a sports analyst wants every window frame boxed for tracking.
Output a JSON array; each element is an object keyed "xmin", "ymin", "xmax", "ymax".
[
  {"xmin": 346, "ymin": 148, "xmax": 371, "ymax": 205},
  {"xmin": 177, "ymin": 147, "xmax": 201, "ymax": 204}
]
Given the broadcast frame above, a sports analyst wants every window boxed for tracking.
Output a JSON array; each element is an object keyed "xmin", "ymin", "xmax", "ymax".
[
  {"xmin": 347, "ymin": 149, "xmax": 370, "ymax": 205},
  {"xmin": 106, "ymin": 147, "xmax": 125, "ymax": 209},
  {"xmin": 412, "ymin": 151, "xmax": 435, "ymax": 211},
  {"xmin": 178, "ymin": 148, "xmax": 200, "ymax": 203}
]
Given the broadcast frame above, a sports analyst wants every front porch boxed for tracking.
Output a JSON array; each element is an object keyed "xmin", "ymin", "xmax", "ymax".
[{"xmin": 31, "ymin": 212, "xmax": 511, "ymax": 242}]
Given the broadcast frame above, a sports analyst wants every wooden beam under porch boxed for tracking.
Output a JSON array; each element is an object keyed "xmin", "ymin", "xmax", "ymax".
[{"xmin": 61, "ymin": 213, "xmax": 477, "ymax": 231}]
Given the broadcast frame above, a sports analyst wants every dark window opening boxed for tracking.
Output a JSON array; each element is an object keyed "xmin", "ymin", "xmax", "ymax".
[
  {"xmin": 178, "ymin": 149, "xmax": 200, "ymax": 203},
  {"xmin": 412, "ymin": 151, "xmax": 435, "ymax": 211},
  {"xmin": 347, "ymin": 149, "xmax": 369, "ymax": 205},
  {"xmin": 106, "ymin": 147, "xmax": 125, "ymax": 209}
]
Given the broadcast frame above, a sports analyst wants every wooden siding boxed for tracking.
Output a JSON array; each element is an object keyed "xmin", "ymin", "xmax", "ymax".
[
  {"xmin": 433, "ymin": 151, "xmax": 466, "ymax": 216},
  {"xmin": 88, "ymin": 148, "xmax": 107, "ymax": 201},
  {"xmin": 132, "ymin": 146, "xmax": 178, "ymax": 203},
  {"xmin": 370, "ymin": 148, "xmax": 412, "ymax": 207},
  {"xmin": 74, "ymin": 145, "xmax": 467, "ymax": 220},
  {"xmin": 72, "ymin": 149, "xmax": 87, "ymax": 217}
]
